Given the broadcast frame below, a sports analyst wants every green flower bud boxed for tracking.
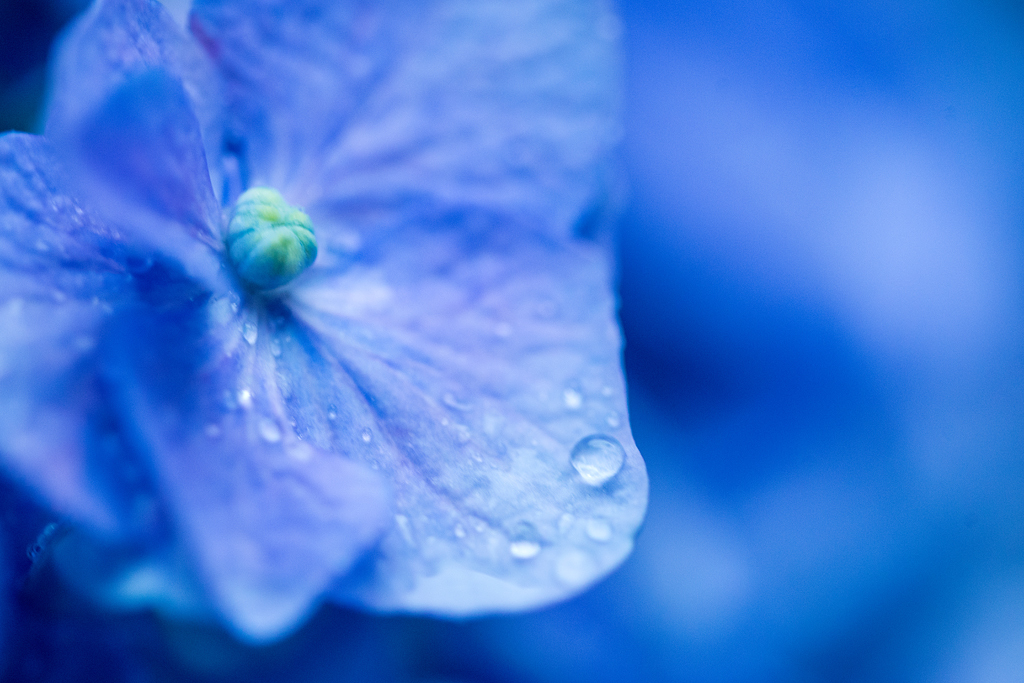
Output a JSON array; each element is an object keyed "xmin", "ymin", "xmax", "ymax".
[{"xmin": 226, "ymin": 188, "xmax": 317, "ymax": 290}]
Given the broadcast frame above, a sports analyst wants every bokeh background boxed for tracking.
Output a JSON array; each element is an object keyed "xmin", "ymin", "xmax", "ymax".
[{"xmin": 2, "ymin": 0, "xmax": 1024, "ymax": 681}]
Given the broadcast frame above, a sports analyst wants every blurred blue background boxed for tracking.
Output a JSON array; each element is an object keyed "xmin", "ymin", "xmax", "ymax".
[{"xmin": 3, "ymin": 0, "xmax": 1024, "ymax": 681}]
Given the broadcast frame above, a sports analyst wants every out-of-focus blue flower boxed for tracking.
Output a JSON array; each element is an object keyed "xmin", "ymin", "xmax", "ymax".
[{"xmin": 0, "ymin": 0, "xmax": 646, "ymax": 643}]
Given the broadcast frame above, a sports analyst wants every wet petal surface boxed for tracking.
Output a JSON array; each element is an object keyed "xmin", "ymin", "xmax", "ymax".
[
  {"xmin": 46, "ymin": 0, "xmax": 224, "ymax": 285},
  {"xmin": 289, "ymin": 223, "xmax": 647, "ymax": 614},
  {"xmin": 191, "ymin": 0, "xmax": 622, "ymax": 239},
  {"xmin": 0, "ymin": 133, "xmax": 153, "ymax": 537},
  {"xmin": 100, "ymin": 284, "xmax": 391, "ymax": 640}
]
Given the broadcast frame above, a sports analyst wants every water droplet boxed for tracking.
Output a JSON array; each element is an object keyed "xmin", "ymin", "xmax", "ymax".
[
  {"xmin": 270, "ymin": 338, "xmax": 282, "ymax": 357},
  {"xmin": 287, "ymin": 441, "xmax": 313, "ymax": 461},
  {"xmin": 605, "ymin": 412, "xmax": 620, "ymax": 428},
  {"xmin": 395, "ymin": 514, "xmax": 414, "ymax": 545},
  {"xmin": 455, "ymin": 425, "xmax": 471, "ymax": 443},
  {"xmin": 237, "ymin": 389, "xmax": 253, "ymax": 409},
  {"xmin": 442, "ymin": 392, "xmax": 471, "ymax": 411},
  {"xmin": 570, "ymin": 434, "xmax": 625, "ymax": 486},
  {"xmin": 510, "ymin": 540, "xmax": 541, "ymax": 559},
  {"xmin": 327, "ymin": 410, "xmax": 337, "ymax": 421},
  {"xmin": 243, "ymin": 321, "xmax": 258, "ymax": 345},
  {"xmin": 258, "ymin": 418, "xmax": 281, "ymax": 443},
  {"xmin": 555, "ymin": 549, "xmax": 596, "ymax": 586},
  {"xmin": 27, "ymin": 523, "xmax": 60, "ymax": 562},
  {"xmin": 204, "ymin": 424, "xmax": 221, "ymax": 438},
  {"xmin": 509, "ymin": 522, "xmax": 542, "ymax": 560},
  {"xmin": 586, "ymin": 519, "xmax": 612, "ymax": 542},
  {"xmin": 563, "ymin": 388, "xmax": 582, "ymax": 410},
  {"xmin": 361, "ymin": 429, "xmax": 372, "ymax": 443},
  {"xmin": 454, "ymin": 524, "xmax": 466, "ymax": 539}
]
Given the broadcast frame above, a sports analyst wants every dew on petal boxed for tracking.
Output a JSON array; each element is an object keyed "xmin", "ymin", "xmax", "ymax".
[
  {"xmin": 585, "ymin": 518, "xmax": 612, "ymax": 542},
  {"xmin": 442, "ymin": 392, "xmax": 471, "ymax": 411},
  {"xmin": 286, "ymin": 441, "xmax": 313, "ymax": 462},
  {"xmin": 570, "ymin": 434, "xmax": 625, "ymax": 486},
  {"xmin": 236, "ymin": 389, "xmax": 253, "ymax": 409},
  {"xmin": 510, "ymin": 540, "xmax": 541, "ymax": 559},
  {"xmin": 327, "ymin": 410, "xmax": 337, "ymax": 421},
  {"xmin": 563, "ymin": 388, "xmax": 582, "ymax": 410},
  {"xmin": 361, "ymin": 429, "xmax": 372, "ymax": 443},
  {"xmin": 605, "ymin": 412, "xmax": 620, "ymax": 428},
  {"xmin": 395, "ymin": 514, "xmax": 414, "ymax": 546},
  {"xmin": 509, "ymin": 522, "xmax": 542, "ymax": 560},
  {"xmin": 454, "ymin": 524, "xmax": 466, "ymax": 539},
  {"xmin": 270, "ymin": 338, "xmax": 282, "ymax": 357},
  {"xmin": 258, "ymin": 418, "xmax": 281, "ymax": 443},
  {"xmin": 243, "ymin": 321, "xmax": 258, "ymax": 345}
]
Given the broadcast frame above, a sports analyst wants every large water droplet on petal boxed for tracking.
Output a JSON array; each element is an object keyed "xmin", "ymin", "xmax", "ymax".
[
  {"xmin": 258, "ymin": 417, "xmax": 281, "ymax": 443},
  {"xmin": 509, "ymin": 522, "xmax": 542, "ymax": 560},
  {"xmin": 570, "ymin": 434, "xmax": 625, "ymax": 486},
  {"xmin": 510, "ymin": 540, "xmax": 541, "ymax": 559}
]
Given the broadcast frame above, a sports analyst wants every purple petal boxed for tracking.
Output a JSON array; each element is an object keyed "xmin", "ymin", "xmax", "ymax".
[
  {"xmin": 45, "ymin": 0, "xmax": 225, "ymax": 285},
  {"xmin": 0, "ymin": 133, "xmax": 157, "ymax": 538},
  {"xmin": 100, "ymin": 291, "xmax": 391, "ymax": 640},
  {"xmin": 288, "ymin": 223, "xmax": 648, "ymax": 615},
  {"xmin": 190, "ymin": 0, "xmax": 622, "ymax": 238}
]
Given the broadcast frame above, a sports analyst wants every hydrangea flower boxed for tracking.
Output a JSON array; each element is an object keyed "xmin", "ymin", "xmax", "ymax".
[{"xmin": 0, "ymin": 0, "xmax": 647, "ymax": 641}]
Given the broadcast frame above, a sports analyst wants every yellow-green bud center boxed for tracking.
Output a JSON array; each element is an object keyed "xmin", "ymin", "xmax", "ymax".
[{"xmin": 226, "ymin": 188, "xmax": 317, "ymax": 290}]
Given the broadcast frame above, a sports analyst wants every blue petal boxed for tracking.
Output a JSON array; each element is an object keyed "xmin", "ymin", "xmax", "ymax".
[
  {"xmin": 287, "ymin": 222, "xmax": 647, "ymax": 615},
  {"xmin": 45, "ymin": 0, "xmax": 225, "ymax": 286},
  {"xmin": 99, "ymin": 290, "xmax": 391, "ymax": 641},
  {"xmin": 0, "ymin": 133, "xmax": 159, "ymax": 538},
  {"xmin": 190, "ymin": 0, "xmax": 622, "ymax": 238}
]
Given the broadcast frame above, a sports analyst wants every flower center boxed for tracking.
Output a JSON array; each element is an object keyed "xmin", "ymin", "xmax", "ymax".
[{"xmin": 226, "ymin": 188, "xmax": 318, "ymax": 290}]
